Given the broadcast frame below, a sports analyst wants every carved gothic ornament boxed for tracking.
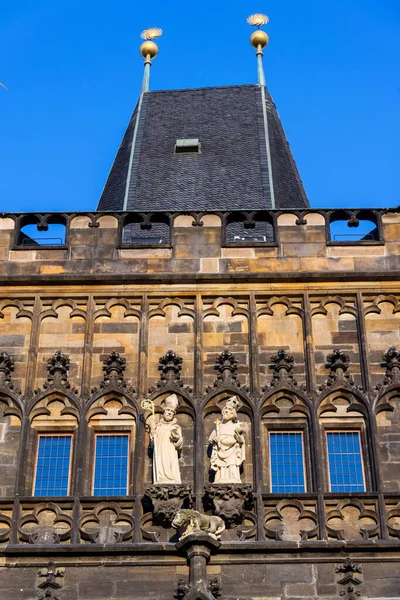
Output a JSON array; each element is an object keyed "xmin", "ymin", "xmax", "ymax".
[
  {"xmin": 149, "ymin": 349, "xmax": 191, "ymax": 394},
  {"xmin": 204, "ymin": 484, "xmax": 253, "ymax": 528},
  {"xmin": 266, "ymin": 349, "xmax": 298, "ymax": 389},
  {"xmin": 320, "ymin": 349, "xmax": 355, "ymax": 390},
  {"xmin": 172, "ymin": 509, "xmax": 225, "ymax": 541},
  {"xmin": 144, "ymin": 485, "xmax": 192, "ymax": 527},
  {"xmin": 44, "ymin": 350, "xmax": 75, "ymax": 390},
  {"xmin": 18, "ymin": 502, "xmax": 73, "ymax": 545},
  {"xmin": 175, "ymin": 577, "xmax": 221, "ymax": 600},
  {"xmin": 0, "ymin": 352, "xmax": 15, "ymax": 390},
  {"xmin": 79, "ymin": 502, "xmax": 134, "ymax": 544},
  {"xmin": 94, "ymin": 351, "xmax": 134, "ymax": 393},
  {"xmin": 206, "ymin": 350, "xmax": 248, "ymax": 393},
  {"xmin": 326, "ymin": 498, "xmax": 379, "ymax": 541},
  {"xmin": 37, "ymin": 561, "xmax": 65, "ymax": 600},
  {"xmin": 335, "ymin": 557, "xmax": 363, "ymax": 600},
  {"xmin": 376, "ymin": 346, "xmax": 400, "ymax": 396},
  {"xmin": 264, "ymin": 498, "xmax": 318, "ymax": 542}
]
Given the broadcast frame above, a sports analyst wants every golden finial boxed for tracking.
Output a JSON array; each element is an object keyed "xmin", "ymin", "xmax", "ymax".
[
  {"xmin": 139, "ymin": 27, "xmax": 163, "ymax": 93},
  {"xmin": 139, "ymin": 27, "xmax": 162, "ymax": 60},
  {"xmin": 247, "ymin": 13, "xmax": 269, "ymax": 51}
]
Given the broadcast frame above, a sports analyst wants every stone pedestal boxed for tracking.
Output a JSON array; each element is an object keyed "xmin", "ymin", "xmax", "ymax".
[{"xmin": 176, "ymin": 534, "xmax": 221, "ymax": 600}]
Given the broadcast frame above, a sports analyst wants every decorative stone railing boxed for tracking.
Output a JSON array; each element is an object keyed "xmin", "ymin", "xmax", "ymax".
[
  {"xmin": 1, "ymin": 492, "xmax": 399, "ymax": 549},
  {"xmin": 0, "ymin": 208, "xmax": 398, "ymax": 282}
]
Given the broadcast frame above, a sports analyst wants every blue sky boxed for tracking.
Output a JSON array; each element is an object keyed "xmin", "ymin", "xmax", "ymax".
[{"xmin": 0, "ymin": 0, "xmax": 399, "ymax": 212}]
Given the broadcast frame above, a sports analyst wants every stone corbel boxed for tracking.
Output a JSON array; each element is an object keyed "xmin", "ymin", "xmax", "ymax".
[
  {"xmin": 204, "ymin": 484, "xmax": 253, "ymax": 528},
  {"xmin": 176, "ymin": 533, "xmax": 221, "ymax": 600}
]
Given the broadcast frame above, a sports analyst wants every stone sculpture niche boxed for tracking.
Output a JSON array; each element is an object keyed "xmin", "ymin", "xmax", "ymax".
[
  {"xmin": 144, "ymin": 393, "xmax": 183, "ymax": 484},
  {"xmin": 208, "ymin": 396, "xmax": 245, "ymax": 484}
]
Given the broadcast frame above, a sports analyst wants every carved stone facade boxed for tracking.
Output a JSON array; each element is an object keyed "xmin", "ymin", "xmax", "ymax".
[{"xmin": 0, "ymin": 210, "xmax": 399, "ymax": 598}]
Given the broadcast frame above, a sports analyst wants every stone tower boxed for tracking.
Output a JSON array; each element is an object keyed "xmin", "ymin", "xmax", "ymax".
[{"xmin": 0, "ymin": 17, "xmax": 399, "ymax": 600}]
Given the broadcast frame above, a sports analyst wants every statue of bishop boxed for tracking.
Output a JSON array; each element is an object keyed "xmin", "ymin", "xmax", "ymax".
[
  {"xmin": 208, "ymin": 396, "xmax": 245, "ymax": 483},
  {"xmin": 150, "ymin": 394, "xmax": 183, "ymax": 484}
]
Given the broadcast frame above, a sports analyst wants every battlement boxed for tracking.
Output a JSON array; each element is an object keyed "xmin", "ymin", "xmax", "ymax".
[{"xmin": 0, "ymin": 208, "xmax": 398, "ymax": 284}]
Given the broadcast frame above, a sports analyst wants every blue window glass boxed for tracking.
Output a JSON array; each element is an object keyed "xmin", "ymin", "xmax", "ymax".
[
  {"xmin": 269, "ymin": 432, "xmax": 306, "ymax": 493},
  {"xmin": 93, "ymin": 435, "xmax": 129, "ymax": 496},
  {"xmin": 326, "ymin": 431, "xmax": 365, "ymax": 492},
  {"xmin": 34, "ymin": 435, "xmax": 72, "ymax": 496}
]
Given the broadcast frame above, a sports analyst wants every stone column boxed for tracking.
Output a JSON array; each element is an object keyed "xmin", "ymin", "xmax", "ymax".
[{"xmin": 176, "ymin": 534, "xmax": 221, "ymax": 600}]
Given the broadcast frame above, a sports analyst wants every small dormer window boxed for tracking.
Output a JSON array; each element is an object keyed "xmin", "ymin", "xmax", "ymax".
[{"xmin": 174, "ymin": 138, "xmax": 201, "ymax": 154}]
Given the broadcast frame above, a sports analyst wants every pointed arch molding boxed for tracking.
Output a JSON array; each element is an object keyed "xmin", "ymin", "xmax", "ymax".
[
  {"xmin": 0, "ymin": 390, "xmax": 24, "ymax": 419},
  {"xmin": 256, "ymin": 296, "xmax": 303, "ymax": 318},
  {"xmin": 27, "ymin": 390, "xmax": 81, "ymax": 422},
  {"xmin": 260, "ymin": 388, "xmax": 311, "ymax": 418},
  {"xmin": 93, "ymin": 298, "xmax": 141, "ymax": 320},
  {"xmin": 0, "ymin": 299, "xmax": 33, "ymax": 320},
  {"xmin": 317, "ymin": 388, "xmax": 369, "ymax": 418},
  {"xmin": 39, "ymin": 298, "xmax": 87, "ymax": 321},
  {"xmin": 363, "ymin": 294, "xmax": 400, "ymax": 316},
  {"xmin": 310, "ymin": 296, "xmax": 357, "ymax": 317},
  {"xmin": 84, "ymin": 391, "xmax": 138, "ymax": 422},
  {"xmin": 202, "ymin": 297, "xmax": 249, "ymax": 319},
  {"xmin": 148, "ymin": 297, "xmax": 195, "ymax": 319}
]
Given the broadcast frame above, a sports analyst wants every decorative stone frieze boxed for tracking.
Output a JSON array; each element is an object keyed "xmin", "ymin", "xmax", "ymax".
[
  {"xmin": 18, "ymin": 502, "xmax": 73, "ymax": 545},
  {"xmin": 264, "ymin": 498, "xmax": 318, "ymax": 542},
  {"xmin": 326, "ymin": 498, "xmax": 379, "ymax": 540},
  {"xmin": 79, "ymin": 501, "xmax": 134, "ymax": 543}
]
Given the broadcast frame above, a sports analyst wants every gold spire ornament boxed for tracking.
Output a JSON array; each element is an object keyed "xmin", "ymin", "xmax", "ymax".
[
  {"xmin": 139, "ymin": 27, "xmax": 162, "ymax": 61},
  {"xmin": 140, "ymin": 28, "xmax": 163, "ymax": 41},
  {"xmin": 139, "ymin": 27, "xmax": 162, "ymax": 93},
  {"xmin": 247, "ymin": 14, "xmax": 269, "ymax": 28},
  {"xmin": 247, "ymin": 13, "xmax": 269, "ymax": 52},
  {"xmin": 247, "ymin": 13, "xmax": 269, "ymax": 87}
]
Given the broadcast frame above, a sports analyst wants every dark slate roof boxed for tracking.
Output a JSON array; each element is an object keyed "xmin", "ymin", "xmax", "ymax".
[{"xmin": 97, "ymin": 84, "xmax": 309, "ymax": 212}]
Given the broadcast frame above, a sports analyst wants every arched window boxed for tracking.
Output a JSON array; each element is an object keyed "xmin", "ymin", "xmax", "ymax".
[
  {"xmin": 224, "ymin": 211, "xmax": 275, "ymax": 245},
  {"xmin": 121, "ymin": 213, "xmax": 171, "ymax": 246},
  {"xmin": 261, "ymin": 391, "xmax": 311, "ymax": 493},
  {"xmin": 29, "ymin": 394, "xmax": 79, "ymax": 497},
  {"xmin": 86, "ymin": 396, "xmax": 136, "ymax": 496},
  {"xmin": 17, "ymin": 215, "xmax": 67, "ymax": 247},
  {"xmin": 318, "ymin": 392, "xmax": 370, "ymax": 492},
  {"xmin": 328, "ymin": 210, "xmax": 380, "ymax": 243}
]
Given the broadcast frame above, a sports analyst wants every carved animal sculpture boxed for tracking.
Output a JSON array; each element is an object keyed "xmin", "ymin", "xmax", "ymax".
[{"xmin": 172, "ymin": 509, "xmax": 225, "ymax": 540}]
